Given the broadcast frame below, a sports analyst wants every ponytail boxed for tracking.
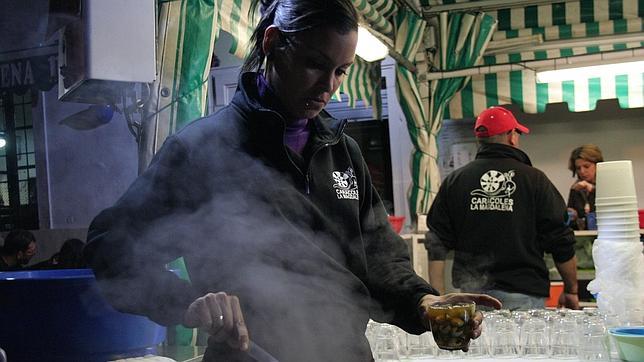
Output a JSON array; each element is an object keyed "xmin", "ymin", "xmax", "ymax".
[
  {"xmin": 242, "ymin": 0, "xmax": 359, "ymax": 72},
  {"xmin": 242, "ymin": 0, "xmax": 279, "ymax": 72}
]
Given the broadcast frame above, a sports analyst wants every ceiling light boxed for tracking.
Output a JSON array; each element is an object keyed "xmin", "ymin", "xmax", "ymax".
[
  {"xmin": 536, "ymin": 60, "xmax": 644, "ymax": 83},
  {"xmin": 355, "ymin": 26, "xmax": 389, "ymax": 62}
]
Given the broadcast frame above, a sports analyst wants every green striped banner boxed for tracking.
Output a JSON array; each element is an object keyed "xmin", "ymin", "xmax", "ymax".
[
  {"xmin": 487, "ymin": 0, "xmax": 641, "ymax": 31},
  {"xmin": 394, "ymin": 8, "xmax": 429, "ymax": 215},
  {"xmin": 402, "ymin": 10, "xmax": 496, "ymax": 215},
  {"xmin": 369, "ymin": 0, "xmax": 398, "ymax": 18},
  {"xmin": 422, "ymin": 0, "xmax": 642, "ymax": 22},
  {"xmin": 484, "ymin": 17, "xmax": 643, "ymax": 65},
  {"xmin": 145, "ymin": 0, "xmax": 221, "ymax": 346},
  {"xmin": 351, "ymin": 0, "xmax": 394, "ymax": 36},
  {"xmin": 337, "ymin": 56, "xmax": 383, "ymax": 118},
  {"xmin": 447, "ymin": 69, "xmax": 644, "ymax": 118},
  {"xmin": 218, "ymin": 0, "xmax": 258, "ymax": 59},
  {"xmin": 146, "ymin": 0, "xmax": 220, "ymax": 155}
]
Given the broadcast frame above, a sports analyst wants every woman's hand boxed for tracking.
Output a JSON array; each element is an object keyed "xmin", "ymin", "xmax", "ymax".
[
  {"xmin": 566, "ymin": 208, "xmax": 578, "ymax": 222},
  {"xmin": 183, "ymin": 292, "xmax": 249, "ymax": 351},
  {"xmin": 418, "ymin": 293, "xmax": 502, "ymax": 351},
  {"xmin": 572, "ymin": 180, "xmax": 594, "ymax": 193}
]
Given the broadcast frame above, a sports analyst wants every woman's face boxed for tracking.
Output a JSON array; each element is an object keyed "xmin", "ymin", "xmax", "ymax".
[
  {"xmin": 264, "ymin": 26, "xmax": 357, "ymax": 121},
  {"xmin": 575, "ymin": 158, "xmax": 596, "ymax": 183}
]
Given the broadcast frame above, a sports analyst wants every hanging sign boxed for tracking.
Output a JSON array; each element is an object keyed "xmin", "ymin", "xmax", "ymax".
[{"xmin": 0, "ymin": 54, "xmax": 58, "ymax": 94}]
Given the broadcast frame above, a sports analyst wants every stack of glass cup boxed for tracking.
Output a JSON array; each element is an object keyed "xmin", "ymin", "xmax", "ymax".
[
  {"xmin": 366, "ymin": 307, "xmax": 644, "ymax": 361},
  {"xmin": 586, "ymin": 161, "xmax": 644, "ymax": 319}
]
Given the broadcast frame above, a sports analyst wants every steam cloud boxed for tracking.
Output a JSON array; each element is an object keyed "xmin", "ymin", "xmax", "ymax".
[{"xmin": 87, "ymin": 118, "xmax": 385, "ymax": 361}]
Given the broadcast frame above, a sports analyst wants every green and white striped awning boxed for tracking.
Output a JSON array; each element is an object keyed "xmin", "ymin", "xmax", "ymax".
[
  {"xmin": 337, "ymin": 56, "xmax": 383, "ymax": 118},
  {"xmin": 218, "ymin": 0, "xmax": 259, "ymax": 59},
  {"xmin": 424, "ymin": 0, "xmax": 644, "ymax": 119},
  {"xmin": 445, "ymin": 69, "xmax": 644, "ymax": 118}
]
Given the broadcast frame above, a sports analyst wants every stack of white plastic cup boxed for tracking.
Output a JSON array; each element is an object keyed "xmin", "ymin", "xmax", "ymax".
[
  {"xmin": 594, "ymin": 161, "xmax": 640, "ymax": 241},
  {"xmin": 587, "ymin": 160, "xmax": 644, "ymax": 321}
]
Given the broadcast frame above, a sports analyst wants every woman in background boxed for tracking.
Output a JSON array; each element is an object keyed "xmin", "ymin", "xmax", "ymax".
[{"xmin": 567, "ymin": 144, "xmax": 604, "ymax": 229}]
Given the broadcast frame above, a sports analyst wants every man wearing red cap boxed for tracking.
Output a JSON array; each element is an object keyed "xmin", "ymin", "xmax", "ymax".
[{"xmin": 425, "ymin": 106, "xmax": 580, "ymax": 310}]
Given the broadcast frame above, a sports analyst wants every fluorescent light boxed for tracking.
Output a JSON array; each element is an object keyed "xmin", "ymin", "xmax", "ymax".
[
  {"xmin": 355, "ymin": 26, "xmax": 389, "ymax": 62},
  {"xmin": 536, "ymin": 60, "xmax": 644, "ymax": 83}
]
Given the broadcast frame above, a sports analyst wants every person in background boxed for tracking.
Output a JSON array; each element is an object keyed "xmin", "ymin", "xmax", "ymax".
[
  {"xmin": 0, "ymin": 229, "xmax": 37, "ymax": 271},
  {"xmin": 567, "ymin": 144, "xmax": 604, "ymax": 230},
  {"xmin": 83, "ymin": 0, "xmax": 501, "ymax": 360},
  {"xmin": 34, "ymin": 238, "xmax": 86, "ymax": 269},
  {"xmin": 425, "ymin": 106, "xmax": 580, "ymax": 311}
]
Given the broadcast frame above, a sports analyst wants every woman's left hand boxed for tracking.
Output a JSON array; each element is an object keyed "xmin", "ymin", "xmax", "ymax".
[{"xmin": 418, "ymin": 293, "xmax": 502, "ymax": 351}]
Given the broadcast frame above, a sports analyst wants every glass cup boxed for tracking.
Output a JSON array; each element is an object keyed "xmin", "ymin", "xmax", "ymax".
[
  {"xmin": 521, "ymin": 318, "xmax": 549, "ymax": 358},
  {"xmin": 489, "ymin": 315, "xmax": 519, "ymax": 358},
  {"xmin": 404, "ymin": 332, "xmax": 434, "ymax": 359},
  {"xmin": 577, "ymin": 317, "xmax": 609, "ymax": 361},
  {"xmin": 600, "ymin": 312, "xmax": 622, "ymax": 361},
  {"xmin": 426, "ymin": 302, "xmax": 476, "ymax": 351},
  {"xmin": 371, "ymin": 324, "xmax": 400, "ymax": 361},
  {"xmin": 550, "ymin": 314, "xmax": 579, "ymax": 359},
  {"xmin": 466, "ymin": 327, "xmax": 489, "ymax": 358}
]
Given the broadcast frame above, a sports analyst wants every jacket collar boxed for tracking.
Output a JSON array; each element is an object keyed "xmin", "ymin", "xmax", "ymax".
[
  {"xmin": 476, "ymin": 143, "xmax": 533, "ymax": 166},
  {"xmin": 231, "ymin": 72, "xmax": 345, "ymax": 145}
]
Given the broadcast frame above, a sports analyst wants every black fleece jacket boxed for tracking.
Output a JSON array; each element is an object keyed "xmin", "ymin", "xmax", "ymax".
[
  {"xmin": 426, "ymin": 143, "xmax": 575, "ymax": 297},
  {"xmin": 85, "ymin": 72, "xmax": 437, "ymax": 361}
]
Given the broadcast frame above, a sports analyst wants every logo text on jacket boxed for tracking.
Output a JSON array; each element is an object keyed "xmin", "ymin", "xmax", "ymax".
[
  {"xmin": 469, "ymin": 170, "xmax": 516, "ymax": 211},
  {"xmin": 332, "ymin": 167, "xmax": 359, "ymax": 200}
]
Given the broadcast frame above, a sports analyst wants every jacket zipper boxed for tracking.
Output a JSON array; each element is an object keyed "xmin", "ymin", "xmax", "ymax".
[
  {"xmin": 304, "ymin": 120, "xmax": 346, "ymax": 194},
  {"xmin": 304, "ymin": 122, "xmax": 347, "ymax": 195},
  {"xmin": 260, "ymin": 108, "xmax": 346, "ymax": 195}
]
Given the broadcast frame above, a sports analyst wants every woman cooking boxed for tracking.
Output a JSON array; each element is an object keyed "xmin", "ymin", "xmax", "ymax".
[
  {"xmin": 83, "ymin": 0, "xmax": 501, "ymax": 360},
  {"xmin": 567, "ymin": 144, "xmax": 604, "ymax": 229}
]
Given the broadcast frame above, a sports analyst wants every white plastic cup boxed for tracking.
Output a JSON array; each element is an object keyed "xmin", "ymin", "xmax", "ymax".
[
  {"xmin": 595, "ymin": 161, "xmax": 638, "ymax": 199},
  {"xmin": 595, "ymin": 203, "xmax": 638, "ymax": 212},
  {"xmin": 596, "ymin": 214, "xmax": 639, "ymax": 221},
  {"xmin": 595, "ymin": 210, "xmax": 638, "ymax": 218},
  {"xmin": 595, "ymin": 195, "xmax": 638, "ymax": 202},
  {"xmin": 595, "ymin": 201, "xmax": 638, "ymax": 208},
  {"xmin": 596, "ymin": 220, "xmax": 640, "ymax": 227},
  {"xmin": 597, "ymin": 224, "xmax": 640, "ymax": 232},
  {"xmin": 597, "ymin": 230, "xmax": 641, "ymax": 239},
  {"xmin": 595, "ymin": 237, "xmax": 642, "ymax": 244}
]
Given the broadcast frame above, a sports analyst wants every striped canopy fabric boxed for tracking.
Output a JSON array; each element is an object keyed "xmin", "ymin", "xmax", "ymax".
[
  {"xmin": 436, "ymin": 0, "xmax": 644, "ymax": 118},
  {"xmin": 143, "ymin": 0, "xmax": 221, "ymax": 346},
  {"xmin": 143, "ymin": 0, "xmax": 220, "ymax": 170},
  {"xmin": 337, "ymin": 56, "xmax": 384, "ymax": 119},
  {"xmin": 351, "ymin": 0, "xmax": 396, "ymax": 36},
  {"xmin": 393, "ymin": 8, "xmax": 429, "ymax": 216},
  {"xmin": 402, "ymin": 10, "xmax": 496, "ymax": 215},
  {"xmin": 445, "ymin": 67, "xmax": 644, "ymax": 119}
]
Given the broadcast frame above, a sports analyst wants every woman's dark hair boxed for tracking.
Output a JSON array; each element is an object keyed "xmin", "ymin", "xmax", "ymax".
[
  {"xmin": 242, "ymin": 0, "xmax": 360, "ymax": 72},
  {"xmin": 568, "ymin": 144, "xmax": 604, "ymax": 177}
]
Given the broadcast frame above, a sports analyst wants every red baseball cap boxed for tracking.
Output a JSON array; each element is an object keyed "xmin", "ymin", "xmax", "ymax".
[{"xmin": 474, "ymin": 106, "xmax": 530, "ymax": 137}]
